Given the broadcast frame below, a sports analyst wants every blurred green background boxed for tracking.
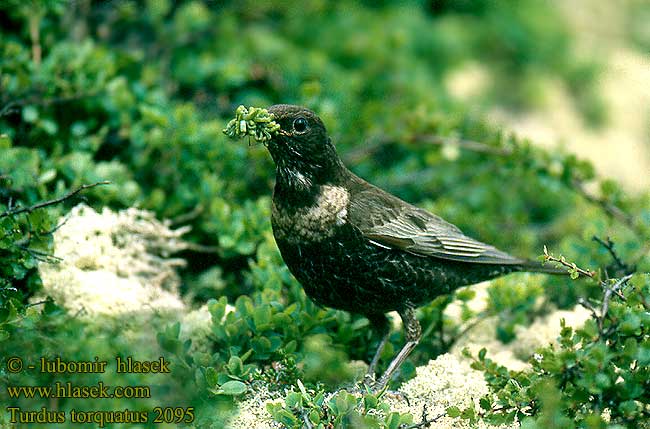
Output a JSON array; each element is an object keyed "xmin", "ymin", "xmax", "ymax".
[{"xmin": 1, "ymin": 1, "xmax": 649, "ymax": 428}]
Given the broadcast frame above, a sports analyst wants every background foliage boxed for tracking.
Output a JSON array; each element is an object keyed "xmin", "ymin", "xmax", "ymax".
[{"xmin": 1, "ymin": 1, "xmax": 649, "ymax": 428}]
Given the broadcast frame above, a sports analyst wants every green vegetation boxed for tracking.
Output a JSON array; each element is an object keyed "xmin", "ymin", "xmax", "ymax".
[
  {"xmin": 1, "ymin": 1, "xmax": 649, "ymax": 428},
  {"xmin": 457, "ymin": 272, "xmax": 650, "ymax": 427},
  {"xmin": 223, "ymin": 105, "xmax": 281, "ymax": 143}
]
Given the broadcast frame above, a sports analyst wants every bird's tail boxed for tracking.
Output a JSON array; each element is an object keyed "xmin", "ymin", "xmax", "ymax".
[{"xmin": 517, "ymin": 260, "xmax": 569, "ymax": 275}]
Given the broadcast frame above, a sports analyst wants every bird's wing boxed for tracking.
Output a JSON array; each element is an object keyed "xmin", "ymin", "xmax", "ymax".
[{"xmin": 348, "ymin": 186, "xmax": 524, "ymax": 265}]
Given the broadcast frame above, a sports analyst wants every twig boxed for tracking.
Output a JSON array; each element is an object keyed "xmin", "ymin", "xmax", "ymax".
[
  {"xmin": 592, "ymin": 236, "xmax": 626, "ymax": 270},
  {"xmin": 170, "ymin": 204, "xmax": 204, "ymax": 226},
  {"xmin": 17, "ymin": 246, "xmax": 63, "ymax": 263},
  {"xmin": 543, "ymin": 246, "xmax": 596, "ymax": 278},
  {"xmin": 0, "ymin": 181, "xmax": 110, "ymax": 218},
  {"xmin": 454, "ymin": 312, "xmax": 491, "ymax": 344},
  {"xmin": 42, "ymin": 216, "xmax": 70, "ymax": 235},
  {"xmin": 571, "ymin": 180, "xmax": 637, "ymax": 234},
  {"xmin": 0, "ymin": 102, "xmax": 19, "ymax": 118},
  {"xmin": 183, "ymin": 242, "xmax": 220, "ymax": 253},
  {"xmin": 29, "ymin": 13, "xmax": 42, "ymax": 66},
  {"xmin": 345, "ymin": 134, "xmax": 510, "ymax": 164},
  {"xmin": 578, "ymin": 298, "xmax": 599, "ymax": 321},
  {"xmin": 301, "ymin": 412, "xmax": 314, "ymax": 429},
  {"xmin": 0, "ymin": 91, "xmax": 101, "ymax": 118},
  {"xmin": 406, "ymin": 134, "xmax": 512, "ymax": 156},
  {"xmin": 592, "ymin": 236, "xmax": 635, "ymax": 279},
  {"xmin": 578, "ymin": 274, "xmax": 632, "ymax": 334},
  {"xmin": 600, "ymin": 274, "xmax": 632, "ymax": 322},
  {"xmin": 404, "ymin": 404, "xmax": 444, "ymax": 428}
]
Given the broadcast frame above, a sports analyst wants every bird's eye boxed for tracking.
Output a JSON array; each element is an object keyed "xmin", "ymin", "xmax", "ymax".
[{"xmin": 293, "ymin": 117, "xmax": 309, "ymax": 133}]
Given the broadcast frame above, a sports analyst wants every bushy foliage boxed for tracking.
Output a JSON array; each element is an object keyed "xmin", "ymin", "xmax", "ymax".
[
  {"xmin": 455, "ymin": 271, "xmax": 650, "ymax": 428},
  {"xmin": 267, "ymin": 381, "xmax": 413, "ymax": 429},
  {"xmin": 1, "ymin": 1, "xmax": 649, "ymax": 428}
]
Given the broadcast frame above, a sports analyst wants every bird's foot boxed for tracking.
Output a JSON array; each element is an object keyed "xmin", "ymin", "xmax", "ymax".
[
  {"xmin": 362, "ymin": 372, "xmax": 377, "ymax": 389},
  {"xmin": 381, "ymin": 389, "xmax": 410, "ymax": 405},
  {"xmin": 355, "ymin": 374, "xmax": 408, "ymax": 403}
]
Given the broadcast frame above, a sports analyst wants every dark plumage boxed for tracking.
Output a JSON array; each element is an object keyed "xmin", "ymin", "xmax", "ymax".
[{"xmin": 262, "ymin": 104, "xmax": 565, "ymax": 390}]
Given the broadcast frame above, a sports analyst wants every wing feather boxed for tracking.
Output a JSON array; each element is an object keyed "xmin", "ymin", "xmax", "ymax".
[{"xmin": 348, "ymin": 184, "xmax": 523, "ymax": 265}]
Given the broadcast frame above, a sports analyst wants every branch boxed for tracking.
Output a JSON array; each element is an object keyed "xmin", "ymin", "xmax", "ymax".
[
  {"xmin": 345, "ymin": 134, "xmax": 510, "ymax": 164},
  {"xmin": 600, "ymin": 274, "xmax": 632, "ymax": 320},
  {"xmin": 405, "ymin": 134, "xmax": 512, "ymax": 156},
  {"xmin": 404, "ymin": 404, "xmax": 444, "ymax": 429},
  {"xmin": 580, "ymin": 274, "xmax": 632, "ymax": 334},
  {"xmin": 543, "ymin": 246, "xmax": 596, "ymax": 279},
  {"xmin": 346, "ymin": 134, "xmax": 642, "ymax": 241},
  {"xmin": 0, "ymin": 91, "xmax": 102, "ymax": 118},
  {"xmin": 170, "ymin": 204, "xmax": 204, "ymax": 226},
  {"xmin": 0, "ymin": 181, "xmax": 111, "ymax": 219},
  {"xmin": 28, "ymin": 14, "xmax": 42, "ymax": 66},
  {"xmin": 592, "ymin": 236, "xmax": 627, "ymax": 271},
  {"xmin": 572, "ymin": 180, "xmax": 636, "ymax": 233}
]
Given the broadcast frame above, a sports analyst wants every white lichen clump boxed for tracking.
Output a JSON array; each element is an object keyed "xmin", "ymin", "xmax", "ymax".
[
  {"xmin": 387, "ymin": 353, "xmax": 518, "ymax": 429},
  {"xmin": 179, "ymin": 304, "xmax": 237, "ymax": 355},
  {"xmin": 226, "ymin": 387, "xmax": 283, "ymax": 429},
  {"xmin": 37, "ymin": 204, "xmax": 189, "ymax": 317},
  {"xmin": 451, "ymin": 305, "xmax": 591, "ymax": 371}
]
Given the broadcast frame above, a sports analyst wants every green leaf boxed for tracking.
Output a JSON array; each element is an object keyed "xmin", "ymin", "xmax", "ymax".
[
  {"xmin": 219, "ymin": 380, "xmax": 247, "ymax": 396},
  {"xmin": 479, "ymin": 397, "xmax": 492, "ymax": 411},
  {"xmin": 204, "ymin": 366, "xmax": 219, "ymax": 387},
  {"xmin": 447, "ymin": 406, "xmax": 461, "ymax": 418},
  {"xmin": 285, "ymin": 392, "xmax": 302, "ymax": 409},
  {"xmin": 309, "ymin": 409, "xmax": 320, "ymax": 424},
  {"xmin": 386, "ymin": 412, "xmax": 401, "ymax": 429},
  {"xmin": 478, "ymin": 348, "xmax": 487, "ymax": 360}
]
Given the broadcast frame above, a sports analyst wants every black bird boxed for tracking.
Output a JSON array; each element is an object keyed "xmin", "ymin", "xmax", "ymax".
[{"xmin": 262, "ymin": 104, "xmax": 565, "ymax": 390}]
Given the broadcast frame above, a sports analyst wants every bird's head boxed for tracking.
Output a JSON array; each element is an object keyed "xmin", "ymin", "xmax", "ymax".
[{"xmin": 265, "ymin": 104, "xmax": 344, "ymax": 192}]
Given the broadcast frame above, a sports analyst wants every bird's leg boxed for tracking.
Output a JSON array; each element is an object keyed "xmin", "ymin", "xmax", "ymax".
[
  {"xmin": 374, "ymin": 306, "xmax": 421, "ymax": 392},
  {"xmin": 366, "ymin": 314, "xmax": 391, "ymax": 379}
]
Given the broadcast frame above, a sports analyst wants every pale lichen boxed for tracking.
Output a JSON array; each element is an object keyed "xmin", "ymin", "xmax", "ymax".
[
  {"xmin": 387, "ymin": 353, "xmax": 518, "ymax": 429},
  {"xmin": 451, "ymin": 306, "xmax": 591, "ymax": 371},
  {"xmin": 36, "ymin": 204, "xmax": 188, "ymax": 317},
  {"xmin": 225, "ymin": 387, "xmax": 284, "ymax": 429},
  {"xmin": 179, "ymin": 303, "xmax": 236, "ymax": 354}
]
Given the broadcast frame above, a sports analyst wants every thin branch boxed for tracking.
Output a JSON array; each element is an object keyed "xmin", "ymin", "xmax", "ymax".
[
  {"xmin": 42, "ymin": 216, "xmax": 70, "ymax": 235},
  {"xmin": 593, "ymin": 237, "xmax": 625, "ymax": 269},
  {"xmin": 404, "ymin": 404, "xmax": 444, "ymax": 428},
  {"xmin": 578, "ymin": 274, "xmax": 632, "ymax": 334},
  {"xmin": 28, "ymin": 14, "xmax": 42, "ymax": 66},
  {"xmin": 301, "ymin": 412, "xmax": 314, "ymax": 429},
  {"xmin": 578, "ymin": 298, "xmax": 599, "ymax": 321},
  {"xmin": 345, "ymin": 134, "xmax": 510, "ymax": 164},
  {"xmin": 17, "ymin": 246, "xmax": 63, "ymax": 263},
  {"xmin": 543, "ymin": 246, "xmax": 596, "ymax": 278},
  {"xmin": 406, "ymin": 134, "xmax": 512, "ymax": 156},
  {"xmin": 600, "ymin": 274, "xmax": 632, "ymax": 321},
  {"xmin": 0, "ymin": 91, "xmax": 102, "ymax": 118},
  {"xmin": 0, "ymin": 181, "xmax": 110, "ymax": 219},
  {"xmin": 592, "ymin": 236, "xmax": 635, "ymax": 279},
  {"xmin": 454, "ymin": 312, "xmax": 491, "ymax": 344},
  {"xmin": 0, "ymin": 102, "xmax": 19, "ymax": 118},
  {"xmin": 170, "ymin": 204, "xmax": 204, "ymax": 226},
  {"xmin": 572, "ymin": 180, "xmax": 636, "ymax": 233},
  {"xmin": 184, "ymin": 242, "xmax": 220, "ymax": 253}
]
